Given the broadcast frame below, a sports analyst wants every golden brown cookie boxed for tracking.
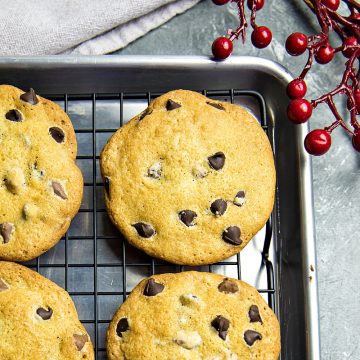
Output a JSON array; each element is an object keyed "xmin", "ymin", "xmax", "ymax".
[
  {"xmin": 107, "ymin": 271, "xmax": 280, "ymax": 360},
  {"xmin": 0, "ymin": 261, "xmax": 94, "ymax": 359},
  {"xmin": 100, "ymin": 90, "xmax": 275, "ymax": 265},
  {"xmin": 0, "ymin": 85, "xmax": 83, "ymax": 261}
]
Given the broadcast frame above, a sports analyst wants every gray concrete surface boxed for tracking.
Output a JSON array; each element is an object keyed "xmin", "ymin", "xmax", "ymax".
[{"xmin": 115, "ymin": 1, "xmax": 359, "ymax": 359}]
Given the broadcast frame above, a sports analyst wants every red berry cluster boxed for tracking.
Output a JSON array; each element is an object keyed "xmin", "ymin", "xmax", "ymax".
[
  {"xmin": 211, "ymin": 0, "xmax": 360, "ymax": 156},
  {"xmin": 211, "ymin": 0, "xmax": 272, "ymax": 60},
  {"xmin": 285, "ymin": 0, "xmax": 360, "ymax": 156}
]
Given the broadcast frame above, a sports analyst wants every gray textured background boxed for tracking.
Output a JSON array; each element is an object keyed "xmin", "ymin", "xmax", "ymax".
[{"xmin": 115, "ymin": 1, "xmax": 359, "ymax": 359}]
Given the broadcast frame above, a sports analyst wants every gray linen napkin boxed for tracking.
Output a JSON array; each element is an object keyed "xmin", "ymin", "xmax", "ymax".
[{"xmin": 0, "ymin": 0, "xmax": 200, "ymax": 55}]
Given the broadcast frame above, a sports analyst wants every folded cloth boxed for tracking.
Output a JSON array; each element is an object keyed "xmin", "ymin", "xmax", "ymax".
[{"xmin": 0, "ymin": 0, "xmax": 200, "ymax": 55}]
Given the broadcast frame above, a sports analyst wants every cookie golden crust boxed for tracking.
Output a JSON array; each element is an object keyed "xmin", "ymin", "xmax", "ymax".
[
  {"xmin": 0, "ymin": 85, "xmax": 83, "ymax": 261},
  {"xmin": 100, "ymin": 90, "xmax": 275, "ymax": 265},
  {"xmin": 0, "ymin": 261, "xmax": 94, "ymax": 360},
  {"xmin": 107, "ymin": 271, "xmax": 280, "ymax": 360}
]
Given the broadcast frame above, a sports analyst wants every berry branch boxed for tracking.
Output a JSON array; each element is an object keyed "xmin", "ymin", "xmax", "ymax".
[
  {"xmin": 212, "ymin": 0, "xmax": 271, "ymax": 60},
  {"xmin": 228, "ymin": 0, "xmax": 247, "ymax": 43},
  {"xmin": 211, "ymin": 0, "xmax": 360, "ymax": 155}
]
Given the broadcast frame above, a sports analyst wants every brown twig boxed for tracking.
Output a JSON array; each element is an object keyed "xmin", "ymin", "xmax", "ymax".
[{"xmin": 229, "ymin": 1, "xmax": 248, "ymax": 42}]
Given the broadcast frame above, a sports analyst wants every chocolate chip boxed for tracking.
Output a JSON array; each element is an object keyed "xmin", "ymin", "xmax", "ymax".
[
  {"xmin": 210, "ymin": 199, "xmax": 227, "ymax": 216},
  {"xmin": 211, "ymin": 315, "xmax": 230, "ymax": 340},
  {"xmin": 166, "ymin": 99, "xmax": 181, "ymax": 111},
  {"xmin": 52, "ymin": 181, "xmax": 67, "ymax": 200},
  {"xmin": 179, "ymin": 210, "xmax": 197, "ymax": 227},
  {"xmin": 49, "ymin": 127, "xmax": 65, "ymax": 143},
  {"xmin": 0, "ymin": 223, "xmax": 14, "ymax": 244},
  {"xmin": 20, "ymin": 88, "xmax": 39, "ymax": 105},
  {"xmin": 36, "ymin": 307, "xmax": 53, "ymax": 320},
  {"xmin": 222, "ymin": 226, "xmax": 242, "ymax": 245},
  {"xmin": 0, "ymin": 278, "xmax": 8, "ymax": 292},
  {"xmin": 249, "ymin": 305, "xmax": 262, "ymax": 323},
  {"xmin": 5, "ymin": 109, "xmax": 23, "ymax": 122},
  {"xmin": 104, "ymin": 177, "xmax": 110, "ymax": 197},
  {"xmin": 234, "ymin": 190, "xmax": 246, "ymax": 207},
  {"xmin": 139, "ymin": 108, "xmax": 152, "ymax": 121},
  {"xmin": 208, "ymin": 152, "xmax": 225, "ymax": 170},
  {"xmin": 73, "ymin": 334, "xmax": 88, "ymax": 351},
  {"xmin": 218, "ymin": 278, "xmax": 239, "ymax": 294},
  {"xmin": 143, "ymin": 278, "xmax": 164, "ymax": 296},
  {"xmin": 207, "ymin": 102, "xmax": 225, "ymax": 111},
  {"xmin": 244, "ymin": 330, "xmax": 262, "ymax": 346},
  {"xmin": 132, "ymin": 223, "xmax": 155, "ymax": 238},
  {"xmin": 116, "ymin": 318, "xmax": 129, "ymax": 337}
]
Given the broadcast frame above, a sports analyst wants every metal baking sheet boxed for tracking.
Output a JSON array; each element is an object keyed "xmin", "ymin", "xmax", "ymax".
[{"xmin": 0, "ymin": 56, "xmax": 320, "ymax": 360}]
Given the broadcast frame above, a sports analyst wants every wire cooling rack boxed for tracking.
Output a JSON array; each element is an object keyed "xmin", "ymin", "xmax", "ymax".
[{"xmin": 23, "ymin": 89, "xmax": 276, "ymax": 360}]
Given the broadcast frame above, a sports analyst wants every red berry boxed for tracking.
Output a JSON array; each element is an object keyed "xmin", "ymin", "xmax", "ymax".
[
  {"xmin": 287, "ymin": 99, "xmax": 313, "ymax": 124},
  {"xmin": 251, "ymin": 26, "xmax": 272, "ymax": 49},
  {"xmin": 247, "ymin": 0, "xmax": 265, "ymax": 10},
  {"xmin": 285, "ymin": 33, "xmax": 308, "ymax": 56},
  {"xmin": 352, "ymin": 131, "xmax": 360, "ymax": 152},
  {"xmin": 350, "ymin": 13, "xmax": 360, "ymax": 22},
  {"xmin": 304, "ymin": 129, "xmax": 332, "ymax": 156},
  {"xmin": 347, "ymin": 88, "xmax": 360, "ymax": 113},
  {"xmin": 322, "ymin": 0, "xmax": 340, "ymax": 11},
  {"xmin": 212, "ymin": 37, "xmax": 233, "ymax": 60},
  {"xmin": 315, "ymin": 45, "xmax": 334, "ymax": 64},
  {"xmin": 287, "ymin": 79, "xmax": 307, "ymax": 99},
  {"xmin": 342, "ymin": 37, "xmax": 358, "ymax": 58},
  {"xmin": 212, "ymin": 0, "xmax": 230, "ymax": 5}
]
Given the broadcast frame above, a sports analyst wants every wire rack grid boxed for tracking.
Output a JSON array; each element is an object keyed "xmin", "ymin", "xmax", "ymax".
[{"xmin": 24, "ymin": 89, "xmax": 277, "ymax": 360}]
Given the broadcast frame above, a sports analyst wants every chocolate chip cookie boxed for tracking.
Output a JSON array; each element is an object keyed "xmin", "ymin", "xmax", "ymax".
[
  {"xmin": 100, "ymin": 90, "xmax": 275, "ymax": 265},
  {"xmin": 107, "ymin": 271, "xmax": 280, "ymax": 359},
  {"xmin": 0, "ymin": 85, "xmax": 83, "ymax": 261},
  {"xmin": 0, "ymin": 261, "xmax": 94, "ymax": 359}
]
